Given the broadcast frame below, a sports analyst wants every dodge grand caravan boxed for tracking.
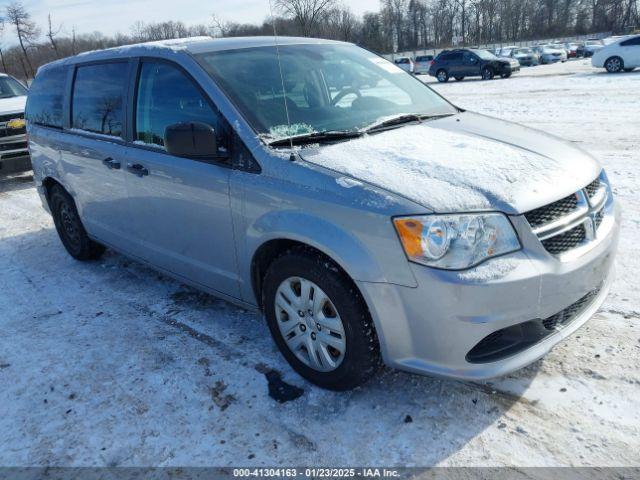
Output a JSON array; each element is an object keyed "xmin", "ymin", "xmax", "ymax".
[{"xmin": 26, "ymin": 37, "xmax": 620, "ymax": 390}]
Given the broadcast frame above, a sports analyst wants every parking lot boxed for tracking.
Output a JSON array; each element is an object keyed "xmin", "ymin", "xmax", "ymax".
[{"xmin": 1, "ymin": 59, "xmax": 638, "ymax": 467}]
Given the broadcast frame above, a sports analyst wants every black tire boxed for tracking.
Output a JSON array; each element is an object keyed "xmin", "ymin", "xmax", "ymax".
[
  {"xmin": 481, "ymin": 67, "xmax": 494, "ymax": 80},
  {"xmin": 454, "ymin": 76, "xmax": 465, "ymax": 81},
  {"xmin": 605, "ymin": 56, "xmax": 624, "ymax": 73},
  {"xmin": 49, "ymin": 184, "xmax": 105, "ymax": 261},
  {"xmin": 263, "ymin": 247, "xmax": 381, "ymax": 390},
  {"xmin": 436, "ymin": 69, "xmax": 449, "ymax": 83},
  {"xmin": 501, "ymin": 72, "xmax": 512, "ymax": 79}
]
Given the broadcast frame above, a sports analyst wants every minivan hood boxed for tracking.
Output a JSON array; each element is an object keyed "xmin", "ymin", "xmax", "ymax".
[
  {"xmin": 299, "ymin": 112, "xmax": 600, "ymax": 214},
  {"xmin": 0, "ymin": 95, "xmax": 26, "ymax": 114}
]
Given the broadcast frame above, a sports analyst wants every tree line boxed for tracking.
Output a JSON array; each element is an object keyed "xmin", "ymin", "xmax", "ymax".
[{"xmin": 0, "ymin": 0, "xmax": 638, "ymax": 81}]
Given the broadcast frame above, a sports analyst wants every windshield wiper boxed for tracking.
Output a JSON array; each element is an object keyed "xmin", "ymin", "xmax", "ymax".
[
  {"xmin": 266, "ymin": 130, "xmax": 363, "ymax": 147},
  {"xmin": 362, "ymin": 113, "xmax": 454, "ymax": 134}
]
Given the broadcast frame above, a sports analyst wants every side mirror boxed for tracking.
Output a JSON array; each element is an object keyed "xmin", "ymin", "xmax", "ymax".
[{"xmin": 164, "ymin": 122, "xmax": 221, "ymax": 159}]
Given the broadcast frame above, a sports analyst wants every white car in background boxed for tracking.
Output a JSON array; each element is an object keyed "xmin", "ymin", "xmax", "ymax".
[
  {"xmin": 537, "ymin": 45, "xmax": 567, "ymax": 64},
  {"xmin": 592, "ymin": 34, "xmax": 640, "ymax": 73},
  {"xmin": 413, "ymin": 55, "xmax": 434, "ymax": 75},
  {"xmin": 393, "ymin": 57, "xmax": 415, "ymax": 74}
]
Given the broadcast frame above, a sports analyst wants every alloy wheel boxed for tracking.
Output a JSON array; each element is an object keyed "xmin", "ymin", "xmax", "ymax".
[
  {"xmin": 606, "ymin": 57, "xmax": 622, "ymax": 73},
  {"xmin": 274, "ymin": 277, "xmax": 346, "ymax": 372}
]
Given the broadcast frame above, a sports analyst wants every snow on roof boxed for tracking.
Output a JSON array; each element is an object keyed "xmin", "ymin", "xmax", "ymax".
[{"xmin": 37, "ymin": 36, "xmax": 346, "ymax": 74}]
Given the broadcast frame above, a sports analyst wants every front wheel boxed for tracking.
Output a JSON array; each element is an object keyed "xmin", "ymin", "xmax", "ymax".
[
  {"xmin": 263, "ymin": 247, "xmax": 381, "ymax": 390},
  {"xmin": 49, "ymin": 184, "xmax": 105, "ymax": 261},
  {"xmin": 605, "ymin": 56, "xmax": 624, "ymax": 73},
  {"xmin": 436, "ymin": 69, "xmax": 449, "ymax": 82},
  {"xmin": 481, "ymin": 67, "xmax": 494, "ymax": 80}
]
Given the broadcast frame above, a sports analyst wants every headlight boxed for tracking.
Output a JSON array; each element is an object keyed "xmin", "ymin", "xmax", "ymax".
[{"xmin": 393, "ymin": 213, "xmax": 521, "ymax": 270}]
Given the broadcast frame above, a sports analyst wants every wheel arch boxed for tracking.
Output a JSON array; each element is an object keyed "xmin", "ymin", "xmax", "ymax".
[
  {"xmin": 247, "ymin": 212, "xmax": 393, "ymax": 310},
  {"xmin": 41, "ymin": 176, "xmax": 65, "ymax": 208}
]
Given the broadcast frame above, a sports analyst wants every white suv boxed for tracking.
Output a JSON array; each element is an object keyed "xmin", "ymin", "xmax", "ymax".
[{"xmin": 592, "ymin": 34, "xmax": 640, "ymax": 73}]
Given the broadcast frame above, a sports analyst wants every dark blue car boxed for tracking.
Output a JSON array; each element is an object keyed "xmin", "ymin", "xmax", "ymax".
[{"xmin": 429, "ymin": 49, "xmax": 518, "ymax": 82}]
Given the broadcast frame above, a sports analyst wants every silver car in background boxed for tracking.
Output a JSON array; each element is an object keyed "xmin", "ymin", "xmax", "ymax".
[
  {"xmin": 0, "ymin": 74, "xmax": 30, "ymax": 175},
  {"xmin": 536, "ymin": 45, "xmax": 567, "ymax": 63},
  {"xmin": 394, "ymin": 56, "xmax": 415, "ymax": 74},
  {"xmin": 501, "ymin": 47, "xmax": 539, "ymax": 66},
  {"xmin": 27, "ymin": 37, "xmax": 620, "ymax": 390},
  {"xmin": 414, "ymin": 54, "xmax": 434, "ymax": 75}
]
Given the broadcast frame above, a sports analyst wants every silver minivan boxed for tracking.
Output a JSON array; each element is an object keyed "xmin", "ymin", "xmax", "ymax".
[{"xmin": 27, "ymin": 37, "xmax": 620, "ymax": 390}]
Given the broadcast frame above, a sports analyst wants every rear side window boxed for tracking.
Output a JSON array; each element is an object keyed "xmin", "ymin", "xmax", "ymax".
[
  {"xmin": 621, "ymin": 37, "xmax": 640, "ymax": 46},
  {"xmin": 25, "ymin": 67, "xmax": 66, "ymax": 128},
  {"xmin": 72, "ymin": 62, "xmax": 128, "ymax": 137},
  {"xmin": 134, "ymin": 61, "xmax": 227, "ymax": 150}
]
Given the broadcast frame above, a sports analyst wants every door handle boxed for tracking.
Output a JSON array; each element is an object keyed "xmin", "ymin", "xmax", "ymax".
[
  {"xmin": 126, "ymin": 163, "xmax": 149, "ymax": 177},
  {"xmin": 102, "ymin": 157, "xmax": 121, "ymax": 170}
]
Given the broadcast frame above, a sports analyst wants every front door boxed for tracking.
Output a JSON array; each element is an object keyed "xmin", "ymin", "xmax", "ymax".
[
  {"xmin": 123, "ymin": 59, "xmax": 240, "ymax": 298},
  {"xmin": 462, "ymin": 51, "xmax": 481, "ymax": 76}
]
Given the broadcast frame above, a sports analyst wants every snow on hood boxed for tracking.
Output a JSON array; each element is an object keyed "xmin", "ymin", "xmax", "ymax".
[
  {"xmin": 299, "ymin": 112, "xmax": 600, "ymax": 214},
  {"xmin": 0, "ymin": 95, "xmax": 26, "ymax": 114}
]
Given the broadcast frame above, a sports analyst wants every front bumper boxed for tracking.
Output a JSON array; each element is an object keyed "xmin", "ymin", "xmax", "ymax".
[
  {"xmin": 0, "ymin": 132, "xmax": 31, "ymax": 174},
  {"xmin": 358, "ymin": 197, "xmax": 620, "ymax": 380}
]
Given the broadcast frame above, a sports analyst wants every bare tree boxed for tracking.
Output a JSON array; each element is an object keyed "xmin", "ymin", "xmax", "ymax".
[
  {"xmin": 5, "ymin": 1, "xmax": 40, "ymax": 78},
  {"xmin": 71, "ymin": 25, "xmax": 77, "ymax": 55},
  {"xmin": 210, "ymin": 14, "xmax": 237, "ymax": 37},
  {"xmin": 0, "ymin": 18, "xmax": 7, "ymax": 72},
  {"xmin": 275, "ymin": 0, "xmax": 336, "ymax": 36},
  {"xmin": 46, "ymin": 14, "xmax": 62, "ymax": 58}
]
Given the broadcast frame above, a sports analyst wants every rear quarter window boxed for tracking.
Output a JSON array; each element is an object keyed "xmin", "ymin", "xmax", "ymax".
[
  {"xmin": 72, "ymin": 62, "xmax": 128, "ymax": 137},
  {"xmin": 25, "ymin": 67, "xmax": 67, "ymax": 128}
]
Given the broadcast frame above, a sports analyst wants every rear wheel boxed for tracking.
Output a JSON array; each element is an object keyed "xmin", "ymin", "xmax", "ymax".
[
  {"xmin": 263, "ymin": 247, "xmax": 381, "ymax": 390},
  {"xmin": 605, "ymin": 56, "xmax": 624, "ymax": 73},
  {"xmin": 436, "ymin": 69, "xmax": 449, "ymax": 82},
  {"xmin": 481, "ymin": 67, "xmax": 494, "ymax": 80},
  {"xmin": 49, "ymin": 184, "xmax": 105, "ymax": 261},
  {"xmin": 454, "ymin": 76, "xmax": 465, "ymax": 81}
]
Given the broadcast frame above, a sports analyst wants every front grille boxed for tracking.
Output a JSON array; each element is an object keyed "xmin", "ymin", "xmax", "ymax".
[
  {"xmin": 0, "ymin": 126, "xmax": 26, "ymax": 138},
  {"xmin": 585, "ymin": 179, "xmax": 601, "ymax": 199},
  {"xmin": 524, "ymin": 176, "xmax": 607, "ymax": 257},
  {"xmin": 0, "ymin": 141, "xmax": 28, "ymax": 152},
  {"xmin": 595, "ymin": 209, "xmax": 604, "ymax": 229},
  {"xmin": 524, "ymin": 194, "xmax": 578, "ymax": 228},
  {"xmin": 0, "ymin": 112, "xmax": 24, "ymax": 123},
  {"xmin": 467, "ymin": 287, "xmax": 601, "ymax": 363},
  {"xmin": 541, "ymin": 224, "xmax": 587, "ymax": 255},
  {"xmin": 542, "ymin": 288, "xmax": 600, "ymax": 330}
]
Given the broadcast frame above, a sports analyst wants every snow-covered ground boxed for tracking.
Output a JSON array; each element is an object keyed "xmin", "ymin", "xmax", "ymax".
[{"xmin": 1, "ymin": 59, "xmax": 638, "ymax": 467}]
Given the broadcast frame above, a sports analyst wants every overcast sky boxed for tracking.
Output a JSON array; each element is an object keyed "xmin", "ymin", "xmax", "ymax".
[{"xmin": 9, "ymin": 0, "xmax": 380, "ymax": 42}]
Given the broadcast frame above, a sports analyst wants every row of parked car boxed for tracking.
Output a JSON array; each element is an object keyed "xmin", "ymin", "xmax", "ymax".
[
  {"xmin": 393, "ymin": 34, "xmax": 639, "ymax": 80},
  {"xmin": 395, "ymin": 40, "xmax": 602, "ymax": 73}
]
